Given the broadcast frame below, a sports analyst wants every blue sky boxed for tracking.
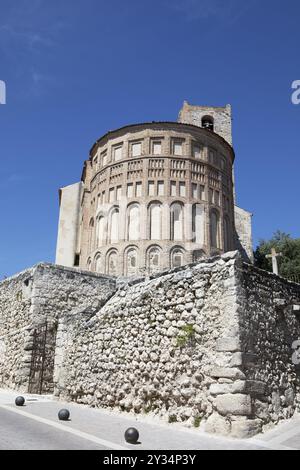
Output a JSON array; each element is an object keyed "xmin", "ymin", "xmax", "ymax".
[{"xmin": 0, "ymin": 0, "xmax": 299, "ymax": 278}]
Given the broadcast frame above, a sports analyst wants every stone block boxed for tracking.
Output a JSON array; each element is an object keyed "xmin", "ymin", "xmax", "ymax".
[
  {"xmin": 285, "ymin": 388, "xmax": 295, "ymax": 407},
  {"xmin": 210, "ymin": 367, "xmax": 246, "ymax": 380},
  {"xmin": 215, "ymin": 394, "xmax": 252, "ymax": 416},
  {"xmin": 216, "ymin": 337, "xmax": 241, "ymax": 352},
  {"xmin": 209, "ymin": 380, "xmax": 246, "ymax": 395},
  {"xmin": 230, "ymin": 417, "xmax": 262, "ymax": 438},
  {"xmin": 254, "ymin": 400, "xmax": 270, "ymax": 421},
  {"xmin": 205, "ymin": 413, "xmax": 231, "ymax": 436},
  {"xmin": 245, "ymin": 380, "xmax": 266, "ymax": 397},
  {"xmin": 230, "ymin": 352, "xmax": 243, "ymax": 367}
]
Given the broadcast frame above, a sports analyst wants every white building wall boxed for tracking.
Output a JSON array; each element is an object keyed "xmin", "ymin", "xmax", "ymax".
[{"xmin": 55, "ymin": 182, "xmax": 83, "ymax": 267}]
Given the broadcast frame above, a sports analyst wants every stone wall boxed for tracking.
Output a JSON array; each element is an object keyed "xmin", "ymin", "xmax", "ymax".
[
  {"xmin": 54, "ymin": 253, "xmax": 300, "ymax": 438},
  {"xmin": 238, "ymin": 263, "xmax": 300, "ymax": 431},
  {"xmin": 234, "ymin": 205, "xmax": 254, "ymax": 263},
  {"xmin": 0, "ymin": 264, "xmax": 116, "ymax": 392},
  {"xmin": 1, "ymin": 254, "xmax": 300, "ymax": 438},
  {"xmin": 55, "ymin": 252, "xmax": 239, "ymax": 428},
  {"xmin": 0, "ymin": 268, "xmax": 35, "ymax": 390}
]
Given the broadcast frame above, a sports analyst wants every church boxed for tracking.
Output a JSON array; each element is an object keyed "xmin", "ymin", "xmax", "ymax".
[
  {"xmin": 1, "ymin": 103, "xmax": 300, "ymax": 440},
  {"xmin": 56, "ymin": 102, "xmax": 253, "ymax": 276}
]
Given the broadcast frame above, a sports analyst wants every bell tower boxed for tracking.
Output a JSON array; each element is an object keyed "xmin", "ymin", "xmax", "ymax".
[{"xmin": 178, "ymin": 101, "xmax": 232, "ymax": 145}]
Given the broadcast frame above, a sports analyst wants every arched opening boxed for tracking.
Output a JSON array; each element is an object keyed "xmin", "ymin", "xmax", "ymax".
[
  {"xmin": 94, "ymin": 253, "xmax": 102, "ymax": 273},
  {"xmin": 108, "ymin": 208, "xmax": 119, "ymax": 243},
  {"xmin": 87, "ymin": 258, "xmax": 92, "ymax": 271},
  {"xmin": 192, "ymin": 204, "xmax": 204, "ymax": 244},
  {"xmin": 107, "ymin": 250, "xmax": 118, "ymax": 276},
  {"xmin": 96, "ymin": 216, "xmax": 106, "ymax": 247},
  {"xmin": 224, "ymin": 216, "xmax": 231, "ymax": 252},
  {"xmin": 170, "ymin": 202, "xmax": 183, "ymax": 241},
  {"xmin": 210, "ymin": 210, "xmax": 220, "ymax": 249},
  {"xmin": 147, "ymin": 246, "xmax": 162, "ymax": 274},
  {"xmin": 171, "ymin": 248, "xmax": 185, "ymax": 268},
  {"xmin": 125, "ymin": 247, "xmax": 138, "ymax": 276},
  {"xmin": 88, "ymin": 218, "xmax": 95, "ymax": 253},
  {"xmin": 201, "ymin": 115, "xmax": 214, "ymax": 132},
  {"xmin": 149, "ymin": 202, "xmax": 162, "ymax": 240},
  {"xmin": 127, "ymin": 204, "xmax": 140, "ymax": 241}
]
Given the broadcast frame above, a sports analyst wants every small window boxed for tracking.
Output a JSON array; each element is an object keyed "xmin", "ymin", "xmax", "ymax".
[
  {"xmin": 173, "ymin": 141, "xmax": 183, "ymax": 156},
  {"xmin": 214, "ymin": 191, "xmax": 220, "ymax": 206},
  {"xmin": 136, "ymin": 182, "xmax": 142, "ymax": 197},
  {"xmin": 209, "ymin": 151, "xmax": 214, "ymax": 164},
  {"xmin": 209, "ymin": 188, "xmax": 214, "ymax": 204},
  {"xmin": 192, "ymin": 183, "xmax": 198, "ymax": 199},
  {"xmin": 158, "ymin": 181, "xmax": 164, "ymax": 196},
  {"xmin": 127, "ymin": 183, "xmax": 134, "ymax": 198},
  {"xmin": 93, "ymin": 156, "xmax": 98, "ymax": 168},
  {"xmin": 202, "ymin": 115, "xmax": 214, "ymax": 131},
  {"xmin": 109, "ymin": 188, "xmax": 115, "ymax": 203},
  {"xmin": 153, "ymin": 141, "xmax": 162, "ymax": 155},
  {"xmin": 132, "ymin": 142, "xmax": 142, "ymax": 157},
  {"xmin": 221, "ymin": 156, "xmax": 226, "ymax": 171},
  {"xmin": 102, "ymin": 151, "xmax": 108, "ymax": 166},
  {"xmin": 193, "ymin": 144, "xmax": 202, "ymax": 159},
  {"xmin": 199, "ymin": 185, "xmax": 205, "ymax": 200},
  {"xmin": 114, "ymin": 145, "xmax": 123, "ymax": 161},
  {"xmin": 148, "ymin": 181, "xmax": 155, "ymax": 196},
  {"xmin": 170, "ymin": 181, "xmax": 177, "ymax": 197},
  {"xmin": 179, "ymin": 182, "xmax": 186, "ymax": 197},
  {"xmin": 116, "ymin": 186, "xmax": 122, "ymax": 200}
]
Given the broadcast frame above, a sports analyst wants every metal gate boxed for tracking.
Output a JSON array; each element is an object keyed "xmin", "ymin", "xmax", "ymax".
[{"xmin": 28, "ymin": 322, "xmax": 57, "ymax": 394}]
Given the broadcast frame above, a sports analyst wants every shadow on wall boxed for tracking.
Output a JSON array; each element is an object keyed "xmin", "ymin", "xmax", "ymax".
[{"xmin": 234, "ymin": 229, "xmax": 251, "ymax": 263}]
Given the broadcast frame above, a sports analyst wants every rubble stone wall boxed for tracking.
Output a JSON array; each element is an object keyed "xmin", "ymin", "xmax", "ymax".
[
  {"xmin": 1, "ymin": 255, "xmax": 300, "ymax": 438},
  {"xmin": 0, "ymin": 264, "xmax": 116, "ymax": 392}
]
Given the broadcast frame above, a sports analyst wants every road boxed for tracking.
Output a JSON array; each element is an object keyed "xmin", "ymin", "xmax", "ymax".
[{"xmin": 0, "ymin": 389, "xmax": 299, "ymax": 450}]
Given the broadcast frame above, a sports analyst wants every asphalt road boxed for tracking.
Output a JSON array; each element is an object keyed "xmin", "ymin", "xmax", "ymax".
[
  {"xmin": 0, "ymin": 389, "xmax": 299, "ymax": 450},
  {"xmin": 0, "ymin": 406, "xmax": 105, "ymax": 450}
]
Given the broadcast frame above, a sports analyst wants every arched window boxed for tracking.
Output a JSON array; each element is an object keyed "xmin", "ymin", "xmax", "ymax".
[
  {"xmin": 127, "ymin": 204, "xmax": 140, "ymax": 241},
  {"xmin": 87, "ymin": 258, "xmax": 92, "ymax": 271},
  {"xmin": 210, "ymin": 210, "xmax": 220, "ymax": 249},
  {"xmin": 97, "ymin": 216, "xmax": 106, "ymax": 247},
  {"xmin": 147, "ymin": 246, "xmax": 162, "ymax": 274},
  {"xmin": 224, "ymin": 217, "xmax": 231, "ymax": 252},
  {"xmin": 192, "ymin": 204, "xmax": 204, "ymax": 244},
  {"xmin": 202, "ymin": 115, "xmax": 214, "ymax": 131},
  {"xmin": 88, "ymin": 218, "xmax": 95, "ymax": 253},
  {"xmin": 108, "ymin": 208, "xmax": 119, "ymax": 243},
  {"xmin": 170, "ymin": 203, "xmax": 183, "ymax": 241},
  {"xmin": 149, "ymin": 202, "xmax": 162, "ymax": 240},
  {"xmin": 126, "ymin": 247, "xmax": 138, "ymax": 276},
  {"xmin": 94, "ymin": 253, "xmax": 102, "ymax": 273},
  {"xmin": 171, "ymin": 248, "xmax": 184, "ymax": 268},
  {"xmin": 107, "ymin": 250, "xmax": 118, "ymax": 276}
]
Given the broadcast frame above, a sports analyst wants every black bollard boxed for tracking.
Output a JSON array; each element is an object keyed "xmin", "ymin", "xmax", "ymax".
[
  {"xmin": 58, "ymin": 409, "xmax": 70, "ymax": 421},
  {"xmin": 15, "ymin": 396, "xmax": 25, "ymax": 406},
  {"xmin": 124, "ymin": 427, "xmax": 139, "ymax": 444}
]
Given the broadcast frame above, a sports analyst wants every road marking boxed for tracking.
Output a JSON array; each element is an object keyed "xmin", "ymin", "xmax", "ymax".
[
  {"xmin": 256, "ymin": 423, "xmax": 300, "ymax": 447},
  {"xmin": 0, "ymin": 404, "xmax": 128, "ymax": 450},
  {"xmin": 249, "ymin": 438, "xmax": 295, "ymax": 451}
]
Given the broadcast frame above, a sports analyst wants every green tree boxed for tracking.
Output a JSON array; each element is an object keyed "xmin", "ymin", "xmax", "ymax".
[{"xmin": 254, "ymin": 231, "xmax": 300, "ymax": 282}]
